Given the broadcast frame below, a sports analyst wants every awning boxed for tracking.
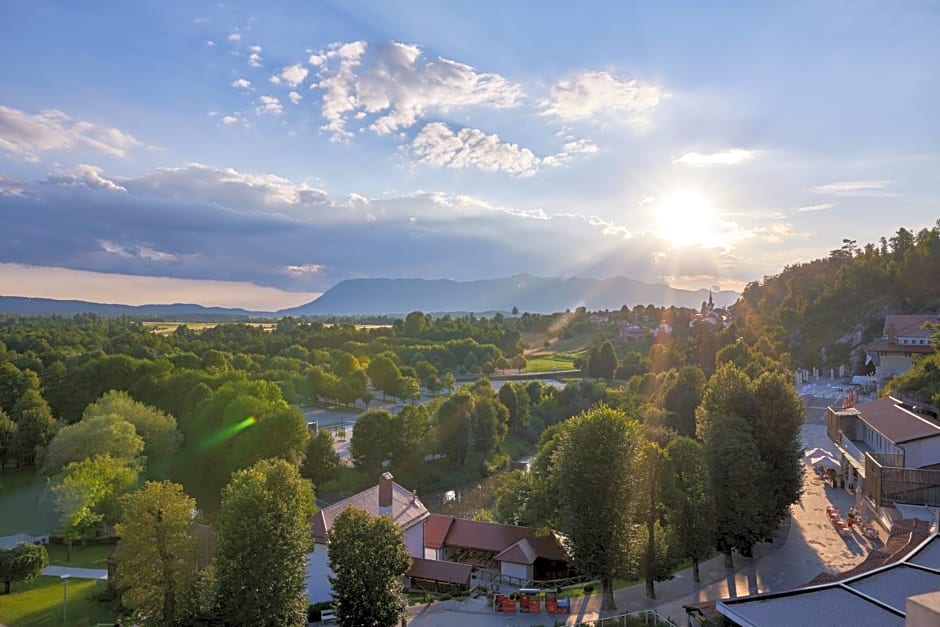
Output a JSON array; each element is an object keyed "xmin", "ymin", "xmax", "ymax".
[{"xmin": 833, "ymin": 443, "xmax": 866, "ymax": 478}]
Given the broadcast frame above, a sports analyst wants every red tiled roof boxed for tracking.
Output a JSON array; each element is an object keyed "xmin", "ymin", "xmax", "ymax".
[
  {"xmin": 407, "ymin": 557, "xmax": 473, "ymax": 586},
  {"xmin": 443, "ymin": 518, "xmax": 532, "ymax": 553},
  {"xmin": 424, "ymin": 514, "xmax": 454, "ymax": 550},
  {"xmin": 882, "ymin": 315, "xmax": 939, "ymax": 339},
  {"xmin": 312, "ymin": 480, "xmax": 428, "ymax": 544},
  {"xmin": 870, "ymin": 341, "xmax": 934, "ymax": 354},
  {"xmin": 852, "ymin": 396, "xmax": 940, "ymax": 444}
]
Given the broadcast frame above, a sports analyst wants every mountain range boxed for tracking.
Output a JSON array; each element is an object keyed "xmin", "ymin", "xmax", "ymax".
[{"xmin": 0, "ymin": 275, "xmax": 740, "ymax": 318}]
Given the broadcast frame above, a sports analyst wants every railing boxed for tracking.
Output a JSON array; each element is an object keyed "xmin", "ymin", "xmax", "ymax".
[
  {"xmin": 574, "ymin": 609, "xmax": 677, "ymax": 626},
  {"xmin": 840, "ymin": 434, "xmax": 865, "ymax": 466},
  {"xmin": 477, "ymin": 569, "xmax": 593, "ymax": 591}
]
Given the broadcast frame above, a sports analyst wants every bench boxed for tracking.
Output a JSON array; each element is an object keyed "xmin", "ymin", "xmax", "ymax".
[{"xmin": 320, "ymin": 609, "xmax": 336, "ymax": 623}]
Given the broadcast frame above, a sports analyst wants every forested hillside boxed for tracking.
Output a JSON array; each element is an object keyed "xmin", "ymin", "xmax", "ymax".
[{"xmin": 733, "ymin": 222, "xmax": 940, "ymax": 370}]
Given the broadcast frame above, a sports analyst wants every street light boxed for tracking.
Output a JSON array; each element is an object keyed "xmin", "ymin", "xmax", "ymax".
[{"xmin": 60, "ymin": 574, "xmax": 70, "ymax": 624}]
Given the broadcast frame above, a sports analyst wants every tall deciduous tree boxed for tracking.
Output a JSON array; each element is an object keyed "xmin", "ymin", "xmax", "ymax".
[
  {"xmin": 42, "ymin": 413, "xmax": 145, "ymax": 475},
  {"xmin": 215, "ymin": 459, "xmax": 315, "ymax": 627},
  {"xmin": 328, "ymin": 506, "xmax": 411, "ymax": 627},
  {"xmin": 301, "ymin": 430, "xmax": 341, "ymax": 487},
  {"xmin": 663, "ymin": 437, "xmax": 714, "ymax": 582},
  {"xmin": 661, "ymin": 366, "xmax": 706, "ymax": 437},
  {"xmin": 441, "ymin": 371, "xmax": 456, "ymax": 393},
  {"xmin": 636, "ymin": 441, "xmax": 676, "ymax": 599},
  {"xmin": 546, "ymin": 404, "xmax": 642, "ymax": 611},
  {"xmin": 435, "ymin": 391, "xmax": 473, "ymax": 467},
  {"xmin": 11, "ymin": 391, "xmax": 57, "ymax": 467},
  {"xmin": 367, "ymin": 355, "xmax": 402, "ymax": 400},
  {"xmin": 705, "ymin": 413, "xmax": 765, "ymax": 567},
  {"xmin": 351, "ymin": 409, "xmax": 394, "ymax": 477},
  {"xmin": 0, "ymin": 410, "xmax": 15, "ymax": 470},
  {"xmin": 115, "ymin": 481, "xmax": 201, "ymax": 625},
  {"xmin": 0, "ymin": 542, "xmax": 48, "ymax": 594}
]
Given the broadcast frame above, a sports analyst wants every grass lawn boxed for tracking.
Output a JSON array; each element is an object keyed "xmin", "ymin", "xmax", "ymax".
[
  {"xmin": 0, "ymin": 468, "xmax": 57, "ymax": 536},
  {"xmin": 524, "ymin": 353, "xmax": 576, "ymax": 372},
  {"xmin": 0, "ymin": 575, "xmax": 114, "ymax": 626},
  {"xmin": 45, "ymin": 543, "xmax": 114, "ymax": 569}
]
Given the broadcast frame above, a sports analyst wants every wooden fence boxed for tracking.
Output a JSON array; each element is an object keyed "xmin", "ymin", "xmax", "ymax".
[{"xmin": 866, "ymin": 452, "xmax": 940, "ymax": 508}]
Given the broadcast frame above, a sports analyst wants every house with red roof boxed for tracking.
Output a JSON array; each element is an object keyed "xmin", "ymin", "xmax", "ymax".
[{"xmin": 871, "ymin": 314, "xmax": 938, "ymax": 388}]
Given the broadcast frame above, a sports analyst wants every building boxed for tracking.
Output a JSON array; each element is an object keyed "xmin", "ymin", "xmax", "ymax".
[
  {"xmin": 306, "ymin": 472, "xmax": 429, "ymax": 602},
  {"xmin": 870, "ymin": 314, "xmax": 938, "ymax": 388},
  {"xmin": 306, "ymin": 473, "xmax": 572, "ymax": 602},
  {"xmin": 827, "ymin": 396, "xmax": 940, "ymax": 522},
  {"xmin": 687, "ymin": 520, "xmax": 940, "ymax": 626}
]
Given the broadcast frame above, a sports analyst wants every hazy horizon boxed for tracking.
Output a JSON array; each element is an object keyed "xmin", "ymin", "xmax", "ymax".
[{"xmin": 1, "ymin": 1, "xmax": 937, "ymax": 309}]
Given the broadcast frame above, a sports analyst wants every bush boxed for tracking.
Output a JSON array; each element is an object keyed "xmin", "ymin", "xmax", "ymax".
[
  {"xmin": 582, "ymin": 584, "xmax": 594, "ymax": 594},
  {"xmin": 484, "ymin": 452, "xmax": 510, "ymax": 475}
]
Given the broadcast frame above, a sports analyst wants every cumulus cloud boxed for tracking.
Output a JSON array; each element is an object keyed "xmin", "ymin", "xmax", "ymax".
[
  {"xmin": 673, "ymin": 149, "xmax": 756, "ymax": 165},
  {"xmin": 48, "ymin": 164, "xmax": 126, "ymax": 192},
  {"xmin": 248, "ymin": 45, "xmax": 263, "ymax": 68},
  {"xmin": 221, "ymin": 113, "xmax": 242, "ymax": 126},
  {"xmin": 285, "ymin": 263, "xmax": 324, "ymax": 275},
  {"xmin": 410, "ymin": 122, "xmax": 542, "ymax": 176},
  {"xmin": 227, "ymin": 32, "xmax": 241, "ymax": 42},
  {"xmin": 812, "ymin": 180, "xmax": 894, "ymax": 196},
  {"xmin": 255, "ymin": 95, "xmax": 283, "ymax": 116},
  {"xmin": 278, "ymin": 63, "xmax": 309, "ymax": 88},
  {"xmin": 0, "ymin": 104, "xmax": 143, "ymax": 162},
  {"xmin": 309, "ymin": 41, "xmax": 523, "ymax": 140},
  {"xmin": 541, "ymin": 71, "xmax": 663, "ymax": 126},
  {"xmin": 288, "ymin": 91, "xmax": 302, "ymax": 104},
  {"xmin": 204, "ymin": 40, "xmax": 215, "ymax": 48},
  {"xmin": 230, "ymin": 78, "xmax": 253, "ymax": 91}
]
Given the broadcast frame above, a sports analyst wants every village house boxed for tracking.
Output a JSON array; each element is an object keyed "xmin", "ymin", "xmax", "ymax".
[
  {"xmin": 306, "ymin": 473, "xmax": 572, "ymax": 602},
  {"xmin": 871, "ymin": 314, "xmax": 938, "ymax": 388},
  {"xmin": 827, "ymin": 396, "xmax": 940, "ymax": 524}
]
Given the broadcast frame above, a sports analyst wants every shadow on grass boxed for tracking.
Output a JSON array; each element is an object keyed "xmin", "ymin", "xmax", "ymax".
[
  {"xmin": 0, "ymin": 575, "xmax": 114, "ymax": 626},
  {"xmin": 0, "ymin": 467, "xmax": 57, "ymax": 537}
]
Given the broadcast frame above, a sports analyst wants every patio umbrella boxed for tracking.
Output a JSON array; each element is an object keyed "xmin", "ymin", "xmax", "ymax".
[
  {"xmin": 810, "ymin": 454, "xmax": 840, "ymax": 470},
  {"xmin": 802, "ymin": 447, "xmax": 836, "ymax": 465}
]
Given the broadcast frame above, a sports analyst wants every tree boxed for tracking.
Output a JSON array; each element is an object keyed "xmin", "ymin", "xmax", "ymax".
[
  {"xmin": 11, "ymin": 398, "xmax": 57, "ymax": 468},
  {"xmin": 350, "ymin": 409, "xmax": 394, "ymax": 477},
  {"xmin": 442, "ymin": 371, "xmax": 456, "ymax": 393},
  {"xmin": 435, "ymin": 391, "xmax": 473, "ymax": 467},
  {"xmin": 512, "ymin": 305, "xmax": 520, "ymax": 317},
  {"xmin": 84, "ymin": 390, "xmax": 182, "ymax": 476},
  {"xmin": 54, "ymin": 455, "xmax": 139, "ymax": 560},
  {"xmin": 705, "ymin": 413, "xmax": 765, "ymax": 567},
  {"xmin": 0, "ymin": 363, "xmax": 39, "ymax": 415},
  {"xmin": 596, "ymin": 341, "xmax": 619, "ymax": 380},
  {"xmin": 115, "ymin": 481, "xmax": 201, "ymax": 625},
  {"xmin": 42, "ymin": 413, "xmax": 145, "ymax": 475},
  {"xmin": 511, "ymin": 354, "xmax": 527, "ymax": 372},
  {"xmin": 402, "ymin": 310, "xmax": 428, "ymax": 337},
  {"xmin": 695, "ymin": 363, "xmax": 753, "ymax": 440},
  {"xmin": 635, "ymin": 441, "xmax": 676, "ymax": 599},
  {"xmin": 545, "ymin": 404, "xmax": 643, "ymax": 611},
  {"xmin": 471, "ymin": 396, "xmax": 507, "ymax": 456},
  {"xmin": 0, "ymin": 410, "xmax": 15, "ymax": 470},
  {"xmin": 0, "ymin": 542, "xmax": 48, "ymax": 594},
  {"xmin": 663, "ymin": 437, "xmax": 713, "ymax": 582},
  {"xmin": 390, "ymin": 405, "xmax": 430, "ymax": 471},
  {"xmin": 301, "ymin": 430, "xmax": 341, "ymax": 487},
  {"xmin": 367, "ymin": 355, "xmax": 401, "ymax": 400},
  {"xmin": 215, "ymin": 459, "xmax": 316, "ymax": 627},
  {"xmin": 396, "ymin": 376, "xmax": 421, "ymax": 403},
  {"xmin": 661, "ymin": 366, "xmax": 706, "ymax": 437},
  {"xmin": 328, "ymin": 506, "xmax": 411, "ymax": 627}
]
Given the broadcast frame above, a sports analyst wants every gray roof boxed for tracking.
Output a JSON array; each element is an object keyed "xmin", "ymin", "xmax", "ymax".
[
  {"xmin": 853, "ymin": 396, "xmax": 940, "ymax": 445},
  {"xmin": 717, "ymin": 533, "xmax": 940, "ymax": 626}
]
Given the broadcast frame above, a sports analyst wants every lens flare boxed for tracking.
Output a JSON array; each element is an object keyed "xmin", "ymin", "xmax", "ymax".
[{"xmin": 198, "ymin": 416, "xmax": 257, "ymax": 452}]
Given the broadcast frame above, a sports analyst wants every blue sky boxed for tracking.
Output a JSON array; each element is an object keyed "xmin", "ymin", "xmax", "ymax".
[{"xmin": 0, "ymin": 0, "xmax": 937, "ymax": 309}]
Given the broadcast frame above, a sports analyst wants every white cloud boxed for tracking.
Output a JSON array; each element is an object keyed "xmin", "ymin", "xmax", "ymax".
[
  {"xmin": 248, "ymin": 45, "xmax": 263, "ymax": 68},
  {"xmin": 410, "ymin": 122, "xmax": 542, "ymax": 176},
  {"xmin": 255, "ymin": 95, "xmax": 283, "ymax": 116},
  {"xmin": 309, "ymin": 40, "xmax": 524, "ymax": 140},
  {"xmin": 563, "ymin": 139, "xmax": 598, "ymax": 154},
  {"xmin": 541, "ymin": 71, "xmax": 663, "ymax": 127},
  {"xmin": 288, "ymin": 91, "xmax": 302, "ymax": 104},
  {"xmin": 227, "ymin": 32, "xmax": 241, "ymax": 42},
  {"xmin": 285, "ymin": 263, "xmax": 324, "ymax": 275},
  {"xmin": 0, "ymin": 104, "xmax": 142, "ymax": 162},
  {"xmin": 278, "ymin": 64, "xmax": 309, "ymax": 88},
  {"xmin": 48, "ymin": 164, "xmax": 126, "ymax": 192},
  {"xmin": 813, "ymin": 180, "xmax": 893, "ymax": 196},
  {"xmin": 204, "ymin": 40, "xmax": 215, "ymax": 48},
  {"xmin": 798, "ymin": 202, "xmax": 835, "ymax": 212},
  {"xmin": 221, "ymin": 114, "xmax": 241, "ymax": 126},
  {"xmin": 673, "ymin": 149, "xmax": 756, "ymax": 165},
  {"xmin": 230, "ymin": 78, "xmax": 253, "ymax": 91}
]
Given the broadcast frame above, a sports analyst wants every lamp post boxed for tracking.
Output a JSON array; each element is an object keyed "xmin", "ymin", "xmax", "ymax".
[{"xmin": 60, "ymin": 574, "xmax": 70, "ymax": 624}]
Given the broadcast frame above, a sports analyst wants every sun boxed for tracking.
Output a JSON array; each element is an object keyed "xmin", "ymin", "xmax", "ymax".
[{"xmin": 653, "ymin": 190, "xmax": 724, "ymax": 248}]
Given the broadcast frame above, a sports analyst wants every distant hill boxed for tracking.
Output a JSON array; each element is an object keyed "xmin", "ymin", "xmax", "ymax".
[
  {"xmin": 277, "ymin": 275, "xmax": 740, "ymax": 316},
  {"xmin": 0, "ymin": 296, "xmax": 265, "ymax": 318}
]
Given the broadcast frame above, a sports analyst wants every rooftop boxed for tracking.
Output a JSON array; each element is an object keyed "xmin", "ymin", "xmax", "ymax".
[
  {"xmin": 425, "ymin": 514, "xmax": 568, "ymax": 562},
  {"xmin": 882, "ymin": 314, "xmax": 939, "ymax": 340},
  {"xmin": 311, "ymin": 475, "xmax": 428, "ymax": 544},
  {"xmin": 849, "ymin": 396, "xmax": 940, "ymax": 445}
]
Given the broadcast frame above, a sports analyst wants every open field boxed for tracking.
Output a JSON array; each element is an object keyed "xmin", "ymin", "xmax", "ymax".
[
  {"xmin": 0, "ymin": 468, "xmax": 57, "ymax": 536},
  {"xmin": 45, "ymin": 543, "xmax": 114, "ymax": 569},
  {"xmin": 0, "ymin": 575, "xmax": 114, "ymax": 626},
  {"xmin": 524, "ymin": 353, "xmax": 577, "ymax": 372},
  {"xmin": 142, "ymin": 321, "xmax": 277, "ymax": 335},
  {"xmin": 522, "ymin": 327, "xmax": 597, "ymax": 354}
]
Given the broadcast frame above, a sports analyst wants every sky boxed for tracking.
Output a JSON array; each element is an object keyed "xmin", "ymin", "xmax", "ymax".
[{"xmin": 0, "ymin": 1, "xmax": 938, "ymax": 310}]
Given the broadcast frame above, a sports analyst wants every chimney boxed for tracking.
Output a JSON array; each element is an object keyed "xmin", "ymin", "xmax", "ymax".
[{"xmin": 379, "ymin": 472, "xmax": 394, "ymax": 516}]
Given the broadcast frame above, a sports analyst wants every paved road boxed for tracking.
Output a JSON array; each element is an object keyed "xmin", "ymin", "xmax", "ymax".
[{"xmin": 41, "ymin": 565, "xmax": 108, "ymax": 580}]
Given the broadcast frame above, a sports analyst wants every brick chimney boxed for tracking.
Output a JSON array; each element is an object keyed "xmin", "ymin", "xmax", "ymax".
[{"xmin": 379, "ymin": 472, "xmax": 394, "ymax": 516}]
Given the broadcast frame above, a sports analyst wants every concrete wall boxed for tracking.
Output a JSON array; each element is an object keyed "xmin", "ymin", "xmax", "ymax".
[
  {"xmin": 907, "ymin": 590, "xmax": 940, "ymax": 627},
  {"xmin": 306, "ymin": 543, "xmax": 334, "ymax": 603}
]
